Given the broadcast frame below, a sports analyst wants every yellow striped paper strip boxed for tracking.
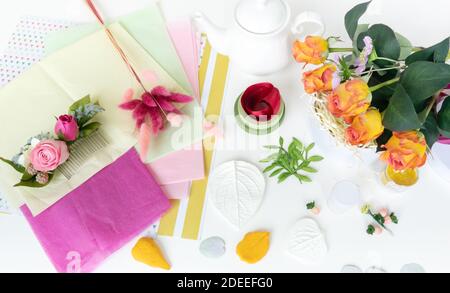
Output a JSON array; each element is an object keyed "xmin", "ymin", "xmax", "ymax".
[{"xmin": 158, "ymin": 42, "xmax": 230, "ymax": 239}]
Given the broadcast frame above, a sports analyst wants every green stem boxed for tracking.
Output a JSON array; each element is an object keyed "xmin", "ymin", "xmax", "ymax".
[
  {"xmin": 369, "ymin": 77, "xmax": 400, "ymax": 92},
  {"xmin": 422, "ymin": 94, "xmax": 438, "ymax": 121},
  {"xmin": 369, "ymin": 211, "xmax": 393, "ymax": 235},
  {"xmin": 374, "ymin": 56, "xmax": 400, "ymax": 64},
  {"xmin": 329, "ymin": 47, "xmax": 354, "ymax": 53},
  {"xmin": 360, "ymin": 66, "xmax": 405, "ymax": 75}
]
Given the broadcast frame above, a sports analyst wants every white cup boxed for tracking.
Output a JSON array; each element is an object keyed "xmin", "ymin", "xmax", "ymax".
[{"xmin": 327, "ymin": 180, "xmax": 362, "ymax": 214}]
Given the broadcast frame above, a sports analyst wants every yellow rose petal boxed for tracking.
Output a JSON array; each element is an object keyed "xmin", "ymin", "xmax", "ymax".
[{"xmin": 236, "ymin": 231, "xmax": 270, "ymax": 264}]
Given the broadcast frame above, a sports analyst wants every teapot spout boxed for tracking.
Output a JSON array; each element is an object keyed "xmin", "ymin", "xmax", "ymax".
[{"xmin": 193, "ymin": 12, "xmax": 229, "ymax": 56}]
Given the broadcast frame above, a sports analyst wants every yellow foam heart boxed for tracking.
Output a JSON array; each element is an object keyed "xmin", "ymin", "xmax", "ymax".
[{"xmin": 131, "ymin": 237, "xmax": 171, "ymax": 270}]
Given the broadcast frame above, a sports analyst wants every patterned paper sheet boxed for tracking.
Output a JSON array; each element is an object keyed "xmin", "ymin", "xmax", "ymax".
[
  {"xmin": 0, "ymin": 191, "xmax": 9, "ymax": 214},
  {"xmin": 0, "ymin": 16, "xmax": 73, "ymax": 87}
]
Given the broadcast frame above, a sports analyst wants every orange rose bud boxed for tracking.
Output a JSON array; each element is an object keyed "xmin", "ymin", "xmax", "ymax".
[
  {"xmin": 345, "ymin": 109, "xmax": 384, "ymax": 145},
  {"xmin": 303, "ymin": 63, "xmax": 336, "ymax": 94},
  {"xmin": 293, "ymin": 36, "xmax": 329, "ymax": 65},
  {"xmin": 380, "ymin": 131, "xmax": 427, "ymax": 171},
  {"xmin": 327, "ymin": 79, "xmax": 371, "ymax": 123}
]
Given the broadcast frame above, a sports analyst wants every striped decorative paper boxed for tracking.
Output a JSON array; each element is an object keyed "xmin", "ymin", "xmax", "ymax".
[{"xmin": 157, "ymin": 41, "xmax": 230, "ymax": 240}]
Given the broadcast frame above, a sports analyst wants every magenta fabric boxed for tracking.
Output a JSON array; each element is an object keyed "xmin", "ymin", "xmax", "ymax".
[{"xmin": 21, "ymin": 148, "xmax": 170, "ymax": 273}]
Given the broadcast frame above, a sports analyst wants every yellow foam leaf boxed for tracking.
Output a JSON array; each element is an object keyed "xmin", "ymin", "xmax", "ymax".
[
  {"xmin": 236, "ymin": 231, "xmax": 270, "ymax": 264},
  {"xmin": 131, "ymin": 237, "xmax": 171, "ymax": 270}
]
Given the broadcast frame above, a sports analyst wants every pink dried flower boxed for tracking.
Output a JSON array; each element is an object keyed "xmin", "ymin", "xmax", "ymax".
[
  {"xmin": 119, "ymin": 86, "xmax": 193, "ymax": 135},
  {"xmin": 36, "ymin": 172, "xmax": 49, "ymax": 185}
]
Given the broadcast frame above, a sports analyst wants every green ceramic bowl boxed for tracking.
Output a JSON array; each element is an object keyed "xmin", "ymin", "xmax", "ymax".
[{"xmin": 234, "ymin": 94, "xmax": 285, "ymax": 135}]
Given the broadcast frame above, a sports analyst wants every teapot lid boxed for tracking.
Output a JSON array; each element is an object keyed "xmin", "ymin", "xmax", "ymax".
[{"xmin": 235, "ymin": 0, "xmax": 289, "ymax": 34}]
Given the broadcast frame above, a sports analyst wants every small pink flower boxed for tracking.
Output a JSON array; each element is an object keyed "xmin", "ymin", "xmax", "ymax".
[
  {"xmin": 54, "ymin": 114, "xmax": 79, "ymax": 141},
  {"xmin": 167, "ymin": 113, "xmax": 184, "ymax": 128},
  {"xmin": 384, "ymin": 216, "xmax": 392, "ymax": 225},
  {"xmin": 379, "ymin": 208, "xmax": 388, "ymax": 218},
  {"xmin": 374, "ymin": 226, "xmax": 383, "ymax": 235},
  {"xmin": 311, "ymin": 207, "xmax": 321, "ymax": 215},
  {"xmin": 30, "ymin": 140, "xmax": 69, "ymax": 172}
]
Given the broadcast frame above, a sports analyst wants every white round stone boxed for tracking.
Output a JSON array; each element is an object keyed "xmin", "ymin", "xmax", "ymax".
[{"xmin": 199, "ymin": 236, "xmax": 226, "ymax": 258}]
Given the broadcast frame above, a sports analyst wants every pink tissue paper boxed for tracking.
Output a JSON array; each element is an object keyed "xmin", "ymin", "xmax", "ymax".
[{"xmin": 21, "ymin": 148, "xmax": 170, "ymax": 273}]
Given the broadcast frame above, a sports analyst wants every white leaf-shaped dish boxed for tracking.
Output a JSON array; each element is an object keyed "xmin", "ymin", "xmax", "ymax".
[
  {"xmin": 209, "ymin": 161, "xmax": 266, "ymax": 229},
  {"xmin": 287, "ymin": 218, "xmax": 328, "ymax": 265}
]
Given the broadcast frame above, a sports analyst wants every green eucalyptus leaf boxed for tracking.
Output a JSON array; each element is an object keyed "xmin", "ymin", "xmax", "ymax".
[
  {"xmin": 292, "ymin": 137, "xmax": 303, "ymax": 149},
  {"xmin": 421, "ymin": 114, "xmax": 440, "ymax": 148},
  {"xmin": 382, "ymin": 84, "xmax": 422, "ymax": 131},
  {"xmin": 263, "ymin": 145, "xmax": 280, "ymax": 150},
  {"xmin": 296, "ymin": 174, "xmax": 312, "ymax": 183},
  {"xmin": 400, "ymin": 61, "xmax": 450, "ymax": 108},
  {"xmin": 270, "ymin": 168, "xmax": 283, "ymax": 177},
  {"xmin": 406, "ymin": 37, "xmax": 450, "ymax": 65},
  {"xmin": 260, "ymin": 153, "xmax": 279, "ymax": 163},
  {"xmin": 79, "ymin": 122, "xmax": 101, "ymax": 138},
  {"xmin": 0, "ymin": 157, "xmax": 25, "ymax": 173},
  {"xmin": 278, "ymin": 172, "xmax": 291, "ymax": 183},
  {"xmin": 308, "ymin": 155, "xmax": 324, "ymax": 162},
  {"xmin": 438, "ymin": 98, "xmax": 450, "ymax": 137},
  {"xmin": 21, "ymin": 172, "xmax": 35, "ymax": 182},
  {"xmin": 69, "ymin": 95, "xmax": 91, "ymax": 113},
  {"xmin": 14, "ymin": 174, "xmax": 53, "ymax": 188},
  {"xmin": 305, "ymin": 143, "xmax": 315, "ymax": 153},
  {"xmin": 345, "ymin": 1, "xmax": 372, "ymax": 40},
  {"xmin": 279, "ymin": 137, "xmax": 284, "ymax": 147},
  {"xmin": 395, "ymin": 32, "xmax": 413, "ymax": 60},
  {"xmin": 302, "ymin": 166, "xmax": 318, "ymax": 173},
  {"xmin": 263, "ymin": 164, "xmax": 277, "ymax": 173},
  {"xmin": 358, "ymin": 24, "xmax": 400, "ymax": 66}
]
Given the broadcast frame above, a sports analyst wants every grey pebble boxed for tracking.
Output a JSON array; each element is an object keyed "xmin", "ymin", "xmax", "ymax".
[
  {"xmin": 199, "ymin": 236, "xmax": 226, "ymax": 258},
  {"xmin": 400, "ymin": 263, "xmax": 425, "ymax": 273},
  {"xmin": 341, "ymin": 265, "xmax": 363, "ymax": 273}
]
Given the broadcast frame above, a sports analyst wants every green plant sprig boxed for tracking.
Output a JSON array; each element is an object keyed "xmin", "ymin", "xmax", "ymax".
[
  {"xmin": 361, "ymin": 204, "xmax": 399, "ymax": 236},
  {"xmin": 260, "ymin": 137, "xmax": 324, "ymax": 184}
]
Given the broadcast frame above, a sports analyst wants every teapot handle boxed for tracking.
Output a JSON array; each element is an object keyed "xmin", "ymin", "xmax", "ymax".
[{"xmin": 291, "ymin": 11, "xmax": 325, "ymax": 38}]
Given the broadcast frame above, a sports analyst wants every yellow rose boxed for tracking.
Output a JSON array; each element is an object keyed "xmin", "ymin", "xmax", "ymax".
[
  {"xmin": 327, "ymin": 79, "xmax": 372, "ymax": 123},
  {"xmin": 303, "ymin": 63, "xmax": 336, "ymax": 94},
  {"xmin": 380, "ymin": 131, "xmax": 427, "ymax": 171},
  {"xmin": 345, "ymin": 109, "xmax": 384, "ymax": 145},
  {"xmin": 292, "ymin": 36, "xmax": 329, "ymax": 65}
]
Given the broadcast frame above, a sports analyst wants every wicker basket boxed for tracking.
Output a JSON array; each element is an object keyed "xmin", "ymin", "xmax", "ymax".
[{"xmin": 311, "ymin": 92, "xmax": 377, "ymax": 149}]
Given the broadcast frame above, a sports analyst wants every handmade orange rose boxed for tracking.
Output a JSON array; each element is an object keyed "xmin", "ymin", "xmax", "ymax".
[
  {"xmin": 380, "ymin": 131, "xmax": 427, "ymax": 171},
  {"xmin": 327, "ymin": 79, "xmax": 371, "ymax": 123},
  {"xmin": 303, "ymin": 64, "xmax": 336, "ymax": 94},
  {"xmin": 345, "ymin": 109, "xmax": 384, "ymax": 145},
  {"xmin": 292, "ymin": 36, "xmax": 329, "ymax": 65}
]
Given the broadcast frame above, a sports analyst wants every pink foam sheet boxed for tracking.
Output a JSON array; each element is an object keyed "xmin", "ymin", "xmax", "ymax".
[{"xmin": 21, "ymin": 148, "xmax": 170, "ymax": 273}]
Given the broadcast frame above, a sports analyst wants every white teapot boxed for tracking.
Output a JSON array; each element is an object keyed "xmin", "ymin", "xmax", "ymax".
[{"xmin": 194, "ymin": 0, "xmax": 325, "ymax": 75}]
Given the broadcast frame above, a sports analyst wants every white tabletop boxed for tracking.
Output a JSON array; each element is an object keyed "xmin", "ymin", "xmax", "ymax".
[{"xmin": 1, "ymin": 0, "xmax": 450, "ymax": 273}]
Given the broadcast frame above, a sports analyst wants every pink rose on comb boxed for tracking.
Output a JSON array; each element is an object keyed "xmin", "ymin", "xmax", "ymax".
[
  {"xmin": 55, "ymin": 114, "xmax": 79, "ymax": 142},
  {"xmin": 30, "ymin": 140, "xmax": 69, "ymax": 172}
]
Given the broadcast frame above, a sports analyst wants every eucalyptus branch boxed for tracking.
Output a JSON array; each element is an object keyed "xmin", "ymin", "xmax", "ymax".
[{"xmin": 260, "ymin": 137, "xmax": 324, "ymax": 184}]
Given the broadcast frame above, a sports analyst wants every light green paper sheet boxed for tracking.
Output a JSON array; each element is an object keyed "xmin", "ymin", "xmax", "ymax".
[
  {"xmin": 0, "ymin": 23, "xmax": 202, "ymax": 215},
  {"xmin": 45, "ymin": 4, "xmax": 193, "ymax": 95}
]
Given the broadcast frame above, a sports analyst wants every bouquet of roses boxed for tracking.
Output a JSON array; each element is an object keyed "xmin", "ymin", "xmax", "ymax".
[{"xmin": 293, "ymin": 1, "xmax": 450, "ymax": 182}]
